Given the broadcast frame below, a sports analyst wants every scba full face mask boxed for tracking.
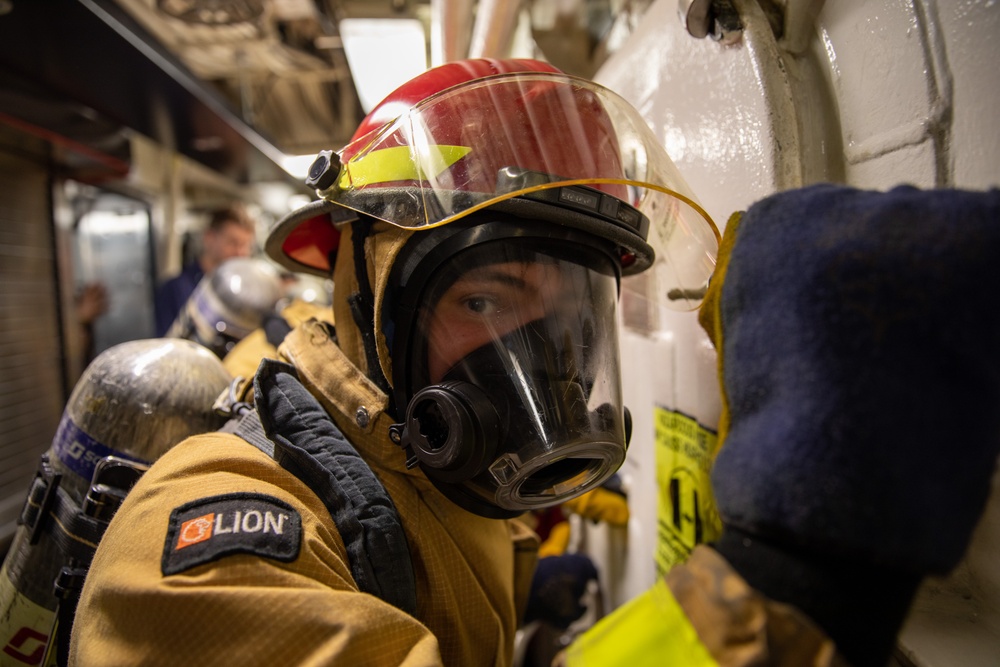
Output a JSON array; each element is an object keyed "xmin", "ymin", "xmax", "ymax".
[{"xmin": 385, "ymin": 214, "xmax": 633, "ymax": 518}]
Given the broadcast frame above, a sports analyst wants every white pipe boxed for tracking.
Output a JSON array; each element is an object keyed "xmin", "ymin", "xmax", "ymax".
[
  {"xmin": 468, "ymin": 0, "xmax": 522, "ymax": 59},
  {"xmin": 429, "ymin": 0, "xmax": 474, "ymax": 66}
]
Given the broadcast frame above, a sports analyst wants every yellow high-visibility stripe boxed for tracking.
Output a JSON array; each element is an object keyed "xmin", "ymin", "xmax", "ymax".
[
  {"xmin": 336, "ymin": 145, "xmax": 472, "ymax": 189},
  {"xmin": 564, "ymin": 579, "xmax": 717, "ymax": 667}
]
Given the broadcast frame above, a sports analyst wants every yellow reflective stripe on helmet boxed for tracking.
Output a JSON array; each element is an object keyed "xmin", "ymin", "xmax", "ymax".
[
  {"xmin": 564, "ymin": 578, "xmax": 718, "ymax": 667},
  {"xmin": 337, "ymin": 145, "xmax": 472, "ymax": 189}
]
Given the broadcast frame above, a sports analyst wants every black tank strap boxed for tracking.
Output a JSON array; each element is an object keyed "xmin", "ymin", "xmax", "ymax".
[
  {"xmin": 228, "ymin": 410, "xmax": 275, "ymax": 458},
  {"xmin": 20, "ymin": 459, "xmax": 106, "ymax": 563},
  {"xmin": 262, "ymin": 313, "xmax": 294, "ymax": 348},
  {"xmin": 25, "ymin": 455, "xmax": 146, "ymax": 667},
  {"xmin": 229, "ymin": 359, "xmax": 417, "ymax": 616}
]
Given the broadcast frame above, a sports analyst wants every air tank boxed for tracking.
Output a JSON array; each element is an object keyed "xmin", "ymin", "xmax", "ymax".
[
  {"xmin": 167, "ymin": 257, "xmax": 284, "ymax": 358},
  {"xmin": 0, "ymin": 338, "xmax": 232, "ymax": 667}
]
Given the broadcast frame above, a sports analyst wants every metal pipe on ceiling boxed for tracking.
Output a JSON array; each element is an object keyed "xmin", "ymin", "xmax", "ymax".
[
  {"xmin": 429, "ymin": 0, "xmax": 474, "ymax": 66},
  {"xmin": 468, "ymin": 0, "xmax": 522, "ymax": 59}
]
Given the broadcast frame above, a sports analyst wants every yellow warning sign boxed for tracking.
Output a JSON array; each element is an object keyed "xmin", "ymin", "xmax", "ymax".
[{"xmin": 654, "ymin": 407, "xmax": 721, "ymax": 577}]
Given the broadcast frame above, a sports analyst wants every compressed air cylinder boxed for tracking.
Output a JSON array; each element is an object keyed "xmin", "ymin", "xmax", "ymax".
[
  {"xmin": 167, "ymin": 257, "xmax": 283, "ymax": 358},
  {"xmin": 0, "ymin": 338, "xmax": 232, "ymax": 666}
]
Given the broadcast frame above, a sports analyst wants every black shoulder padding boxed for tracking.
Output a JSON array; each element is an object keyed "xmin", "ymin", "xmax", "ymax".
[{"xmin": 236, "ymin": 359, "xmax": 417, "ymax": 615}]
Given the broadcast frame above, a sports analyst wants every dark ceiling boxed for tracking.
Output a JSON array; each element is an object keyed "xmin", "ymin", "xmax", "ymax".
[{"xmin": 0, "ymin": 0, "xmax": 652, "ymax": 189}]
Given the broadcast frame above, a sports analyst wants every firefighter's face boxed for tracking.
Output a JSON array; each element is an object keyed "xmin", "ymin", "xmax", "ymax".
[{"xmin": 424, "ymin": 261, "xmax": 566, "ymax": 383}]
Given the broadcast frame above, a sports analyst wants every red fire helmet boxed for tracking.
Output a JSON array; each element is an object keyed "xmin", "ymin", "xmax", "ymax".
[{"xmin": 267, "ymin": 58, "xmax": 719, "ymax": 310}]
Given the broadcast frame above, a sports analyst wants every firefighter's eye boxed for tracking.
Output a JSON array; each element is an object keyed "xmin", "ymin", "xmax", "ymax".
[{"xmin": 463, "ymin": 295, "xmax": 502, "ymax": 315}]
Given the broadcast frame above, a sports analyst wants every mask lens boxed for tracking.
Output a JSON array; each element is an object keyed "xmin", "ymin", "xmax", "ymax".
[{"xmin": 410, "ymin": 239, "xmax": 627, "ymax": 511}]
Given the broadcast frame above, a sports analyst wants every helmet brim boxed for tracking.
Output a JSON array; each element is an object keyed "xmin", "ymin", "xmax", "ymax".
[{"xmin": 265, "ymin": 199, "xmax": 357, "ymax": 277}]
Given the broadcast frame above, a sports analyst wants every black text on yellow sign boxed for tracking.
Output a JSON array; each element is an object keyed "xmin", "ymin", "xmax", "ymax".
[{"xmin": 654, "ymin": 407, "xmax": 721, "ymax": 577}]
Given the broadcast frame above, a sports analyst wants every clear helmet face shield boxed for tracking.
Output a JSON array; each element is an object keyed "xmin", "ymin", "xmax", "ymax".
[
  {"xmin": 264, "ymin": 64, "xmax": 722, "ymax": 516},
  {"xmin": 388, "ymin": 236, "xmax": 628, "ymax": 518},
  {"xmin": 294, "ymin": 71, "xmax": 719, "ymax": 311}
]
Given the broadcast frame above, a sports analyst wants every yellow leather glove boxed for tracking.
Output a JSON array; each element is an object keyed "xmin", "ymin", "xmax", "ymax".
[
  {"xmin": 696, "ymin": 210, "xmax": 742, "ymax": 447},
  {"xmin": 562, "ymin": 487, "xmax": 629, "ymax": 527},
  {"xmin": 695, "ymin": 184, "xmax": 1000, "ymax": 667},
  {"xmin": 538, "ymin": 521, "xmax": 572, "ymax": 558}
]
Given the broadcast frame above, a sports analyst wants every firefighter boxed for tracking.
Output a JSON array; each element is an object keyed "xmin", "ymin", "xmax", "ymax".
[{"xmin": 69, "ymin": 58, "xmax": 719, "ymax": 666}]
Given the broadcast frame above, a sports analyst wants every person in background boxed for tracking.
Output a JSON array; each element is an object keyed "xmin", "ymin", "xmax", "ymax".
[{"xmin": 153, "ymin": 205, "xmax": 256, "ymax": 336}]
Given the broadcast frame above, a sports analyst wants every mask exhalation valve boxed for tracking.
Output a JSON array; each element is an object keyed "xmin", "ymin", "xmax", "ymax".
[{"xmin": 388, "ymin": 381, "xmax": 499, "ymax": 483}]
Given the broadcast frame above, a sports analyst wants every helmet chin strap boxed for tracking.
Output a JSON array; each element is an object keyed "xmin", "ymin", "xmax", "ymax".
[{"xmin": 348, "ymin": 218, "xmax": 392, "ymax": 396}]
